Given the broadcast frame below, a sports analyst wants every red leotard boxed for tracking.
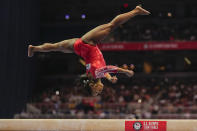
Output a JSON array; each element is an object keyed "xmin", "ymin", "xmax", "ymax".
[{"xmin": 74, "ymin": 38, "xmax": 118, "ymax": 79}]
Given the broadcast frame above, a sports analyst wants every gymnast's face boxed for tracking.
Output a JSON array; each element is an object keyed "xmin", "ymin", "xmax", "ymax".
[{"xmin": 90, "ymin": 80, "xmax": 104, "ymax": 96}]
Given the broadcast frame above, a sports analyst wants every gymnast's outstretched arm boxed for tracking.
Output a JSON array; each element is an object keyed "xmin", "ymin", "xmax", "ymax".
[{"xmin": 104, "ymin": 66, "xmax": 134, "ymax": 83}]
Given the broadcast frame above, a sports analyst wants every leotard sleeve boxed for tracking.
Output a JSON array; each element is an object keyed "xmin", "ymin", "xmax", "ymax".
[{"xmin": 95, "ymin": 65, "xmax": 118, "ymax": 79}]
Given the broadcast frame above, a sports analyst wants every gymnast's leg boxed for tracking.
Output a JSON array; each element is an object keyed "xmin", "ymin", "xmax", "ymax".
[
  {"xmin": 82, "ymin": 6, "xmax": 150, "ymax": 44},
  {"xmin": 28, "ymin": 38, "xmax": 77, "ymax": 57}
]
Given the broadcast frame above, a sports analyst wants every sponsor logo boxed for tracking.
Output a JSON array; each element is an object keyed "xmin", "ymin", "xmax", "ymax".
[
  {"xmin": 125, "ymin": 121, "xmax": 167, "ymax": 131},
  {"xmin": 133, "ymin": 122, "xmax": 142, "ymax": 130},
  {"xmin": 86, "ymin": 64, "xmax": 91, "ymax": 70},
  {"xmin": 101, "ymin": 44, "xmax": 124, "ymax": 49}
]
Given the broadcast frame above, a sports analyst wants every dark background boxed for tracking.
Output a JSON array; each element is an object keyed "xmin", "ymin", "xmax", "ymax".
[{"xmin": 0, "ymin": 0, "xmax": 39, "ymax": 118}]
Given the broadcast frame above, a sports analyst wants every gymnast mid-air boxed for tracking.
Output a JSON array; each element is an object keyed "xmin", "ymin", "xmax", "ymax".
[{"xmin": 28, "ymin": 6, "xmax": 150, "ymax": 96}]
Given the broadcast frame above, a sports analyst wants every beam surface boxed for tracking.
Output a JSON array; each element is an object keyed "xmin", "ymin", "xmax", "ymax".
[{"xmin": 0, "ymin": 119, "xmax": 197, "ymax": 131}]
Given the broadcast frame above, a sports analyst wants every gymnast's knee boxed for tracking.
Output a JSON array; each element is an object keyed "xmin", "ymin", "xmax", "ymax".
[{"xmin": 107, "ymin": 23, "xmax": 116, "ymax": 30}]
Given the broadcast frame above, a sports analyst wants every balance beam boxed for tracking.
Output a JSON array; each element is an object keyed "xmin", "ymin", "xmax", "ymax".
[{"xmin": 0, "ymin": 119, "xmax": 197, "ymax": 131}]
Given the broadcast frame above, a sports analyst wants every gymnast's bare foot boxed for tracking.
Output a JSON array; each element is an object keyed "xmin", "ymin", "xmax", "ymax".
[
  {"xmin": 28, "ymin": 45, "xmax": 34, "ymax": 57},
  {"xmin": 135, "ymin": 6, "xmax": 151, "ymax": 15}
]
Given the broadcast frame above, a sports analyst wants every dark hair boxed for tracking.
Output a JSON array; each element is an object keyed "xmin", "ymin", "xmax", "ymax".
[
  {"xmin": 83, "ymin": 78, "xmax": 92, "ymax": 95},
  {"xmin": 78, "ymin": 74, "xmax": 94, "ymax": 95},
  {"xmin": 77, "ymin": 74, "xmax": 101, "ymax": 95}
]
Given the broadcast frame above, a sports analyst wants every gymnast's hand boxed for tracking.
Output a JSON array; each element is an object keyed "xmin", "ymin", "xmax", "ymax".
[
  {"xmin": 110, "ymin": 76, "xmax": 118, "ymax": 84},
  {"xmin": 105, "ymin": 73, "xmax": 118, "ymax": 84}
]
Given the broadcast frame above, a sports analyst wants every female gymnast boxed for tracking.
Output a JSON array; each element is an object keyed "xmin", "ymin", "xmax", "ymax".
[{"xmin": 28, "ymin": 6, "xmax": 150, "ymax": 96}]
